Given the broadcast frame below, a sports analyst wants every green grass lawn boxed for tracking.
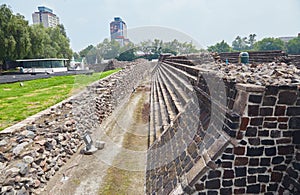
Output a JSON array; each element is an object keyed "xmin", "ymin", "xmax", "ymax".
[{"xmin": 0, "ymin": 69, "xmax": 120, "ymax": 131}]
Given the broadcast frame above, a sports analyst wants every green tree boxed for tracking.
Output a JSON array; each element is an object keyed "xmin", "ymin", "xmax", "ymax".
[
  {"xmin": 254, "ymin": 37, "xmax": 285, "ymax": 51},
  {"xmin": 79, "ymin": 45, "xmax": 94, "ymax": 58},
  {"xmin": 248, "ymin": 34, "xmax": 257, "ymax": 50},
  {"xmin": 0, "ymin": 4, "xmax": 73, "ymax": 65},
  {"xmin": 0, "ymin": 4, "xmax": 31, "ymax": 62},
  {"xmin": 73, "ymin": 52, "xmax": 80, "ymax": 61},
  {"xmin": 28, "ymin": 24, "xmax": 49, "ymax": 58},
  {"xmin": 286, "ymin": 37, "xmax": 300, "ymax": 54},
  {"xmin": 232, "ymin": 36, "xmax": 249, "ymax": 51},
  {"xmin": 116, "ymin": 48, "xmax": 136, "ymax": 61},
  {"xmin": 207, "ymin": 40, "xmax": 232, "ymax": 53},
  {"xmin": 0, "ymin": 4, "xmax": 14, "ymax": 64},
  {"xmin": 47, "ymin": 26, "xmax": 72, "ymax": 59}
]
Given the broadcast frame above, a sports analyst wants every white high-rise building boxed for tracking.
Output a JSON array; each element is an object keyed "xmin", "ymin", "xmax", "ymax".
[{"xmin": 32, "ymin": 6, "xmax": 59, "ymax": 28}]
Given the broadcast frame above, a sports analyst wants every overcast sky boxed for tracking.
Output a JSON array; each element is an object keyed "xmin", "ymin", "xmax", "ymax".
[{"xmin": 1, "ymin": 0, "xmax": 299, "ymax": 52}]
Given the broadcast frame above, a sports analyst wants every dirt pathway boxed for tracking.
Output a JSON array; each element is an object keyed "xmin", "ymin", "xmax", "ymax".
[{"xmin": 42, "ymin": 79, "xmax": 150, "ymax": 195}]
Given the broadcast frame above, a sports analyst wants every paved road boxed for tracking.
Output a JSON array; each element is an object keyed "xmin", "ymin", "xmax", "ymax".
[{"xmin": 0, "ymin": 70, "xmax": 94, "ymax": 84}]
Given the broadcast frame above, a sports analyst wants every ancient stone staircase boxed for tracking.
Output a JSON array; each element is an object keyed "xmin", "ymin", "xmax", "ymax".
[{"xmin": 146, "ymin": 53, "xmax": 300, "ymax": 195}]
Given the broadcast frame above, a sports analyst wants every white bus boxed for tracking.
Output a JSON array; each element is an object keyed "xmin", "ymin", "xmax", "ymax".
[{"xmin": 16, "ymin": 58, "xmax": 69, "ymax": 73}]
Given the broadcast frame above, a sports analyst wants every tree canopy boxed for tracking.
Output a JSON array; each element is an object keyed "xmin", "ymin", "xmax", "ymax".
[
  {"xmin": 0, "ymin": 4, "xmax": 73, "ymax": 66},
  {"xmin": 254, "ymin": 37, "xmax": 285, "ymax": 51},
  {"xmin": 207, "ymin": 40, "xmax": 232, "ymax": 53},
  {"xmin": 286, "ymin": 37, "xmax": 300, "ymax": 54},
  {"xmin": 77, "ymin": 38, "xmax": 200, "ymax": 64}
]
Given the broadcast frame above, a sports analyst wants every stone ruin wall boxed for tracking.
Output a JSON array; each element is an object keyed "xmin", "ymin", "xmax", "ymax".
[
  {"xmin": 0, "ymin": 60, "xmax": 153, "ymax": 194},
  {"xmin": 146, "ymin": 53, "xmax": 300, "ymax": 194},
  {"xmin": 212, "ymin": 50, "xmax": 300, "ymax": 68}
]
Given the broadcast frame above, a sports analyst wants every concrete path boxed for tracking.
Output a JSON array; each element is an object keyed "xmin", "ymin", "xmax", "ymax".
[{"xmin": 42, "ymin": 77, "xmax": 150, "ymax": 195}]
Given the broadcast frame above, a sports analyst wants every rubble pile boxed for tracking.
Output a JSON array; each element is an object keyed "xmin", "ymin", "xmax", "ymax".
[
  {"xmin": 0, "ymin": 60, "xmax": 152, "ymax": 194},
  {"xmin": 198, "ymin": 62, "xmax": 300, "ymax": 86},
  {"xmin": 0, "ymin": 103, "xmax": 81, "ymax": 195}
]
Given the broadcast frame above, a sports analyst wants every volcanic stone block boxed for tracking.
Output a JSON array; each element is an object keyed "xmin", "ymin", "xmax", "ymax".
[
  {"xmin": 247, "ymin": 176, "xmax": 256, "ymax": 183},
  {"xmin": 265, "ymin": 147, "xmax": 277, "ymax": 156},
  {"xmin": 234, "ymin": 188, "xmax": 246, "ymax": 194},
  {"xmin": 260, "ymin": 158, "xmax": 271, "ymax": 166},
  {"xmin": 248, "ymin": 105, "xmax": 259, "ymax": 116},
  {"xmin": 208, "ymin": 170, "xmax": 221, "ymax": 179},
  {"xmin": 275, "ymin": 106, "xmax": 286, "ymax": 116},
  {"xmin": 246, "ymin": 184, "xmax": 261, "ymax": 194},
  {"xmin": 240, "ymin": 117, "xmax": 249, "ymax": 130},
  {"xmin": 278, "ymin": 124, "xmax": 288, "ymax": 129},
  {"xmin": 249, "ymin": 158, "xmax": 259, "ymax": 166},
  {"xmin": 287, "ymin": 107, "xmax": 300, "ymax": 116},
  {"xmin": 258, "ymin": 130, "xmax": 269, "ymax": 137},
  {"xmin": 235, "ymin": 157, "xmax": 248, "ymax": 166},
  {"xmin": 235, "ymin": 167, "xmax": 247, "ymax": 177},
  {"xmin": 262, "ymin": 96, "xmax": 277, "ymax": 106},
  {"xmin": 278, "ymin": 145, "xmax": 294, "ymax": 155},
  {"xmin": 293, "ymin": 131, "xmax": 300, "ymax": 144},
  {"xmin": 267, "ymin": 183, "xmax": 278, "ymax": 192},
  {"xmin": 248, "ymin": 138, "xmax": 260, "ymax": 146},
  {"xmin": 195, "ymin": 183, "xmax": 204, "ymax": 191},
  {"xmin": 260, "ymin": 107, "xmax": 273, "ymax": 116},
  {"xmin": 247, "ymin": 147, "xmax": 264, "ymax": 156},
  {"xmin": 289, "ymin": 117, "xmax": 300, "ymax": 129},
  {"xmin": 274, "ymin": 165, "xmax": 287, "ymax": 171},
  {"xmin": 234, "ymin": 147, "xmax": 246, "ymax": 155},
  {"xmin": 234, "ymin": 178, "xmax": 246, "ymax": 187},
  {"xmin": 271, "ymin": 172, "xmax": 283, "ymax": 182},
  {"xmin": 261, "ymin": 139, "xmax": 275, "ymax": 145},
  {"xmin": 270, "ymin": 130, "xmax": 281, "ymax": 138},
  {"xmin": 263, "ymin": 122, "xmax": 277, "ymax": 129},
  {"xmin": 278, "ymin": 91, "xmax": 297, "ymax": 105},
  {"xmin": 222, "ymin": 154, "xmax": 234, "ymax": 160},
  {"xmin": 265, "ymin": 86, "xmax": 278, "ymax": 95},
  {"xmin": 222, "ymin": 180, "xmax": 233, "ymax": 187},
  {"xmin": 249, "ymin": 95, "xmax": 262, "ymax": 103},
  {"xmin": 220, "ymin": 188, "xmax": 232, "ymax": 195},
  {"xmin": 248, "ymin": 167, "xmax": 267, "ymax": 174},
  {"xmin": 246, "ymin": 127, "xmax": 258, "ymax": 137},
  {"xmin": 258, "ymin": 175, "xmax": 270, "ymax": 183},
  {"xmin": 222, "ymin": 161, "xmax": 232, "ymax": 168},
  {"xmin": 205, "ymin": 179, "xmax": 220, "ymax": 189},
  {"xmin": 223, "ymin": 170, "xmax": 234, "ymax": 179},
  {"xmin": 250, "ymin": 117, "xmax": 263, "ymax": 126}
]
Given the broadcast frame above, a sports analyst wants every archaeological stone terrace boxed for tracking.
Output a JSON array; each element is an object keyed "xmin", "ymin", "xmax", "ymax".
[
  {"xmin": 0, "ymin": 60, "xmax": 153, "ymax": 194},
  {"xmin": 0, "ymin": 51, "xmax": 300, "ymax": 195},
  {"xmin": 146, "ymin": 51, "xmax": 300, "ymax": 194}
]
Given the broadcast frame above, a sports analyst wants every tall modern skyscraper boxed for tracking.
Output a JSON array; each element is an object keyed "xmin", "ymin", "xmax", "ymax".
[
  {"xmin": 110, "ymin": 17, "xmax": 129, "ymax": 46},
  {"xmin": 32, "ymin": 6, "xmax": 59, "ymax": 28}
]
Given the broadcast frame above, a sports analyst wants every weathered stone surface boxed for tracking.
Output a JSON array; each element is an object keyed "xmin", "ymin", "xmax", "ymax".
[
  {"xmin": 13, "ymin": 142, "xmax": 29, "ymax": 156},
  {"xmin": 23, "ymin": 156, "xmax": 34, "ymax": 164}
]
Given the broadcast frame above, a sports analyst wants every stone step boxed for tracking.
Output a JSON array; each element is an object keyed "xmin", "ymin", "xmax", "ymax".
[
  {"xmin": 162, "ymin": 62, "xmax": 198, "ymax": 87},
  {"xmin": 156, "ymin": 66, "xmax": 184, "ymax": 113},
  {"xmin": 158, "ymin": 65, "xmax": 190, "ymax": 107},
  {"xmin": 149, "ymin": 74, "xmax": 157, "ymax": 145},
  {"xmin": 152, "ymin": 73, "xmax": 160, "ymax": 141},
  {"xmin": 155, "ymin": 68, "xmax": 178, "ymax": 123},
  {"xmin": 154, "ymin": 78, "xmax": 170, "ymax": 130},
  {"xmin": 162, "ymin": 61, "xmax": 199, "ymax": 82},
  {"xmin": 160, "ymin": 63, "xmax": 195, "ymax": 103}
]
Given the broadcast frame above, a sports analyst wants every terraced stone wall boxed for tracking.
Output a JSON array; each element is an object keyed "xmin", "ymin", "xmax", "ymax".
[
  {"xmin": 146, "ymin": 54, "xmax": 300, "ymax": 194},
  {"xmin": 0, "ymin": 60, "xmax": 152, "ymax": 195}
]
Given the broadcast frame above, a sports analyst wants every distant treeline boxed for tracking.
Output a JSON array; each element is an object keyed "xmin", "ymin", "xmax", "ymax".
[
  {"xmin": 0, "ymin": 4, "xmax": 73, "ymax": 66},
  {"xmin": 207, "ymin": 34, "xmax": 300, "ymax": 54},
  {"xmin": 75, "ymin": 38, "xmax": 202, "ymax": 64}
]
